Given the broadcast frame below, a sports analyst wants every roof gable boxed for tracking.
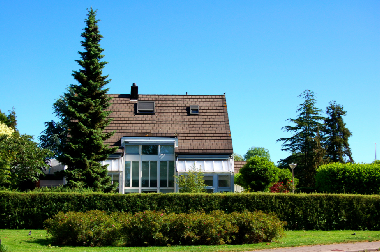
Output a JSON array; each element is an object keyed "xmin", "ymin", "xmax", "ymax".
[{"xmin": 104, "ymin": 94, "xmax": 233, "ymax": 155}]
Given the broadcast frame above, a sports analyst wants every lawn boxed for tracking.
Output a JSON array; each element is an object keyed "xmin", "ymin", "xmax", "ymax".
[{"xmin": 1, "ymin": 229, "xmax": 380, "ymax": 252}]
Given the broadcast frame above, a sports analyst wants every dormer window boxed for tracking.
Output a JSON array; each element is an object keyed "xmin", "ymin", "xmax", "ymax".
[
  {"xmin": 190, "ymin": 105, "xmax": 199, "ymax": 115},
  {"xmin": 137, "ymin": 101, "xmax": 155, "ymax": 114}
]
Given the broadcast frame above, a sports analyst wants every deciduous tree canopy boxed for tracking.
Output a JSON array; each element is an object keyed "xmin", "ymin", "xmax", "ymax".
[
  {"xmin": 0, "ymin": 110, "xmax": 52, "ymax": 190},
  {"xmin": 244, "ymin": 147, "xmax": 271, "ymax": 161},
  {"xmin": 237, "ymin": 156, "xmax": 278, "ymax": 192}
]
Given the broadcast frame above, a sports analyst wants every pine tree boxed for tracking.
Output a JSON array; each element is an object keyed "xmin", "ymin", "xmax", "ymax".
[
  {"xmin": 50, "ymin": 8, "xmax": 117, "ymax": 191},
  {"xmin": 323, "ymin": 101, "xmax": 354, "ymax": 163},
  {"xmin": 277, "ymin": 90, "xmax": 325, "ymax": 187}
]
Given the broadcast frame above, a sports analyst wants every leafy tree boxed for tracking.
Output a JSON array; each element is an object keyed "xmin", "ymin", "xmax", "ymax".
[
  {"xmin": 323, "ymin": 101, "xmax": 354, "ymax": 163},
  {"xmin": 244, "ymin": 147, "xmax": 271, "ymax": 161},
  {"xmin": 233, "ymin": 153, "xmax": 244, "ymax": 161},
  {"xmin": 0, "ymin": 126, "xmax": 52, "ymax": 190},
  {"xmin": 277, "ymin": 90, "xmax": 325, "ymax": 187},
  {"xmin": 0, "ymin": 109, "xmax": 52, "ymax": 190},
  {"xmin": 236, "ymin": 156, "xmax": 278, "ymax": 192},
  {"xmin": 41, "ymin": 8, "xmax": 117, "ymax": 191},
  {"xmin": 0, "ymin": 108, "xmax": 17, "ymax": 131},
  {"xmin": 175, "ymin": 165, "xmax": 206, "ymax": 193}
]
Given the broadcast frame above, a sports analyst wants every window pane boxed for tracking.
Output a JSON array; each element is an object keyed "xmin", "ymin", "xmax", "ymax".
[
  {"xmin": 160, "ymin": 189, "xmax": 174, "ymax": 193},
  {"xmin": 125, "ymin": 189, "xmax": 139, "ymax": 193},
  {"xmin": 204, "ymin": 176, "xmax": 213, "ymax": 186},
  {"xmin": 168, "ymin": 161, "xmax": 175, "ymax": 187},
  {"xmin": 142, "ymin": 145, "xmax": 158, "ymax": 155},
  {"xmin": 125, "ymin": 162, "xmax": 130, "ymax": 187},
  {"xmin": 111, "ymin": 173, "xmax": 119, "ymax": 184},
  {"xmin": 126, "ymin": 145, "xmax": 139, "ymax": 155},
  {"xmin": 142, "ymin": 189, "xmax": 157, "ymax": 193},
  {"xmin": 142, "ymin": 161, "xmax": 149, "ymax": 187},
  {"xmin": 150, "ymin": 161, "xmax": 157, "ymax": 187},
  {"xmin": 132, "ymin": 161, "xmax": 139, "ymax": 187},
  {"xmin": 160, "ymin": 161, "xmax": 168, "ymax": 187},
  {"xmin": 218, "ymin": 175, "xmax": 230, "ymax": 187},
  {"xmin": 160, "ymin": 145, "xmax": 174, "ymax": 154}
]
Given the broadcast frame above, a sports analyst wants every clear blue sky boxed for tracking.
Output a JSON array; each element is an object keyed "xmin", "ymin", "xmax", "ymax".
[{"xmin": 1, "ymin": 0, "xmax": 379, "ymax": 164}]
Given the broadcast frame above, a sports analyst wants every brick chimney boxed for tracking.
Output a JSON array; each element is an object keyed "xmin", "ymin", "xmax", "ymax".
[{"xmin": 130, "ymin": 83, "xmax": 138, "ymax": 100}]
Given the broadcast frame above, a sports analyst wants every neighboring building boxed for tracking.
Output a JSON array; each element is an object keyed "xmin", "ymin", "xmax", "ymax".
[
  {"xmin": 234, "ymin": 161, "xmax": 246, "ymax": 174},
  {"xmin": 233, "ymin": 161, "xmax": 246, "ymax": 192},
  {"xmin": 38, "ymin": 159, "xmax": 65, "ymax": 188},
  {"xmin": 101, "ymin": 84, "xmax": 235, "ymax": 193}
]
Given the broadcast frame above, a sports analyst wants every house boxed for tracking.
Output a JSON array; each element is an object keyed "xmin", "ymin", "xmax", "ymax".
[
  {"xmin": 102, "ymin": 83, "xmax": 235, "ymax": 193},
  {"xmin": 233, "ymin": 161, "xmax": 246, "ymax": 192}
]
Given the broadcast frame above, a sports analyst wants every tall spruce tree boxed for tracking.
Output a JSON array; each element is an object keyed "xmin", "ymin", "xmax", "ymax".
[
  {"xmin": 49, "ymin": 8, "xmax": 117, "ymax": 191},
  {"xmin": 323, "ymin": 101, "xmax": 353, "ymax": 163},
  {"xmin": 277, "ymin": 90, "xmax": 325, "ymax": 187}
]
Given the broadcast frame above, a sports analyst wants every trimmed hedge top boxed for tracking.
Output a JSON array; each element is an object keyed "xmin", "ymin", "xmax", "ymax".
[{"xmin": 316, "ymin": 162, "xmax": 380, "ymax": 194}]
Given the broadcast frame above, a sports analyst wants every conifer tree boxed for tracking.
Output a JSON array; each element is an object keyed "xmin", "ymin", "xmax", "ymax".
[
  {"xmin": 277, "ymin": 90, "xmax": 325, "ymax": 187},
  {"xmin": 49, "ymin": 8, "xmax": 117, "ymax": 191},
  {"xmin": 323, "ymin": 101, "xmax": 353, "ymax": 163}
]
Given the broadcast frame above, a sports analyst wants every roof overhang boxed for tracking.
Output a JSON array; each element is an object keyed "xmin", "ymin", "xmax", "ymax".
[{"xmin": 121, "ymin": 137, "xmax": 178, "ymax": 148}]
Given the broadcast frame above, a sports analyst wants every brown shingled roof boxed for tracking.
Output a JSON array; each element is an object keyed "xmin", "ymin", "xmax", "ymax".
[{"xmin": 104, "ymin": 94, "xmax": 233, "ymax": 155}]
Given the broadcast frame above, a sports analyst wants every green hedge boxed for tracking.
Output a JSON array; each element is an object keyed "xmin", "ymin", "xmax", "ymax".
[
  {"xmin": 316, "ymin": 163, "xmax": 380, "ymax": 194},
  {"xmin": 1, "ymin": 191, "xmax": 380, "ymax": 230},
  {"xmin": 44, "ymin": 210, "xmax": 285, "ymax": 246}
]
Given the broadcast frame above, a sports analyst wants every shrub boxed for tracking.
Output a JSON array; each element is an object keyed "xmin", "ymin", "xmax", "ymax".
[
  {"xmin": 44, "ymin": 210, "xmax": 122, "ymax": 246},
  {"xmin": 237, "ymin": 156, "xmax": 278, "ymax": 192},
  {"xmin": 227, "ymin": 211, "xmax": 285, "ymax": 244},
  {"xmin": 121, "ymin": 211, "xmax": 167, "ymax": 246},
  {"xmin": 316, "ymin": 162, "xmax": 380, "ymax": 194},
  {"xmin": 44, "ymin": 210, "xmax": 285, "ymax": 247},
  {"xmin": 270, "ymin": 181, "xmax": 291, "ymax": 193},
  {"xmin": 174, "ymin": 165, "xmax": 206, "ymax": 193},
  {"xmin": 0, "ymin": 244, "xmax": 8, "ymax": 252}
]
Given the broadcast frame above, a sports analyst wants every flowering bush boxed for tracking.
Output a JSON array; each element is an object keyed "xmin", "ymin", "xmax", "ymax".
[
  {"xmin": 0, "ymin": 122, "xmax": 14, "ymax": 137},
  {"xmin": 44, "ymin": 210, "xmax": 285, "ymax": 247},
  {"xmin": 270, "ymin": 180, "xmax": 293, "ymax": 193}
]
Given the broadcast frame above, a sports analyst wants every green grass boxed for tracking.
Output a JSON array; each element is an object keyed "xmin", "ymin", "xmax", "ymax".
[{"xmin": 0, "ymin": 229, "xmax": 380, "ymax": 252}]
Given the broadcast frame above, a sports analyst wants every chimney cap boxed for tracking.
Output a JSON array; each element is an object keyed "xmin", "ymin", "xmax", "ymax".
[{"xmin": 132, "ymin": 83, "xmax": 137, "ymax": 86}]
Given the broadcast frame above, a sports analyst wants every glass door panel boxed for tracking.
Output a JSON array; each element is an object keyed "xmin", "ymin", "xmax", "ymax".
[
  {"xmin": 150, "ymin": 161, "xmax": 157, "ymax": 187},
  {"xmin": 160, "ymin": 161, "xmax": 168, "ymax": 187},
  {"xmin": 125, "ymin": 162, "xmax": 130, "ymax": 187},
  {"xmin": 168, "ymin": 161, "xmax": 175, "ymax": 187},
  {"xmin": 132, "ymin": 161, "xmax": 139, "ymax": 187},
  {"xmin": 142, "ymin": 161, "xmax": 149, "ymax": 187}
]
